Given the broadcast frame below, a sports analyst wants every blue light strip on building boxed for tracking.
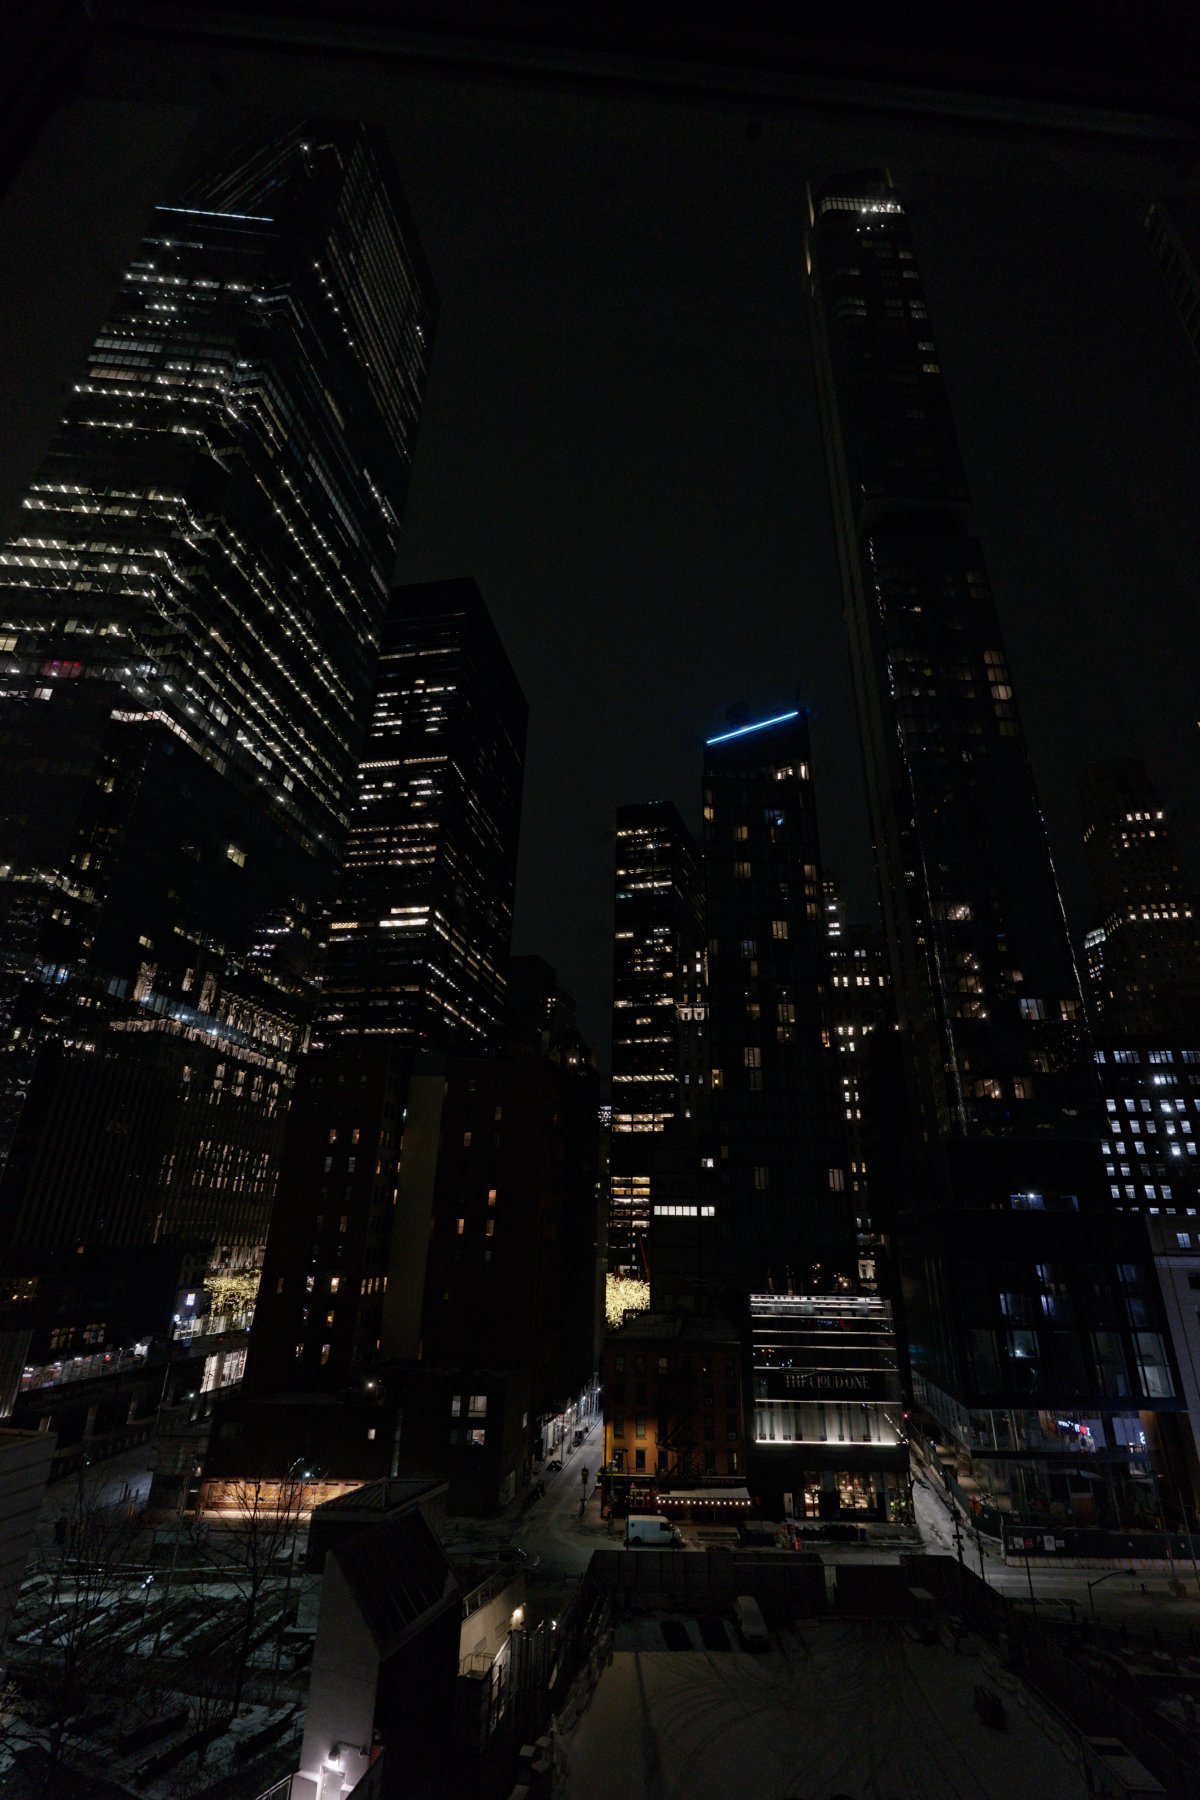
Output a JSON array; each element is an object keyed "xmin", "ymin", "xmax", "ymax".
[{"xmin": 705, "ymin": 709, "xmax": 799, "ymax": 746}]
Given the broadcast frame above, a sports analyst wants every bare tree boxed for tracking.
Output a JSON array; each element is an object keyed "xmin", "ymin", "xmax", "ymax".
[
  {"xmin": 207, "ymin": 1471, "xmax": 305, "ymax": 1718},
  {"xmin": 21, "ymin": 1469, "xmax": 146, "ymax": 1793}
]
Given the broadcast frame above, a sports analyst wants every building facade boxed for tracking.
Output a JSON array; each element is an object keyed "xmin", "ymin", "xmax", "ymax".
[
  {"xmin": 701, "ymin": 708, "xmax": 854, "ymax": 1295},
  {"xmin": 749, "ymin": 1293, "xmax": 908, "ymax": 1523},
  {"xmin": 808, "ymin": 171, "xmax": 1089, "ymax": 1173},
  {"xmin": 806, "ymin": 173, "xmax": 1189, "ymax": 1531},
  {"xmin": 323, "ymin": 579, "xmax": 527, "ymax": 1049},
  {"xmin": 242, "ymin": 579, "xmax": 528, "ymax": 1402},
  {"xmin": 1095, "ymin": 1039, "xmax": 1200, "ymax": 1219},
  {"xmin": 823, "ymin": 878, "xmax": 895, "ymax": 1252},
  {"xmin": 0, "ymin": 119, "xmax": 434, "ymax": 1380},
  {"xmin": 607, "ymin": 802, "xmax": 707, "ymax": 1281},
  {"xmin": 1080, "ymin": 759, "xmax": 1200, "ymax": 1035},
  {"xmin": 601, "ymin": 1311, "xmax": 745, "ymax": 1487}
]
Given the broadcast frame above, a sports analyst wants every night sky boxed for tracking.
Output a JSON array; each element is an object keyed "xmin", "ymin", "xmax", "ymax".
[{"xmin": 3, "ymin": 31, "xmax": 1200, "ymax": 1064}]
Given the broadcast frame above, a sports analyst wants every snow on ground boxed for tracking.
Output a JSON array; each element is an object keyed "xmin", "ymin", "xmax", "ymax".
[{"xmin": 561, "ymin": 1615, "xmax": 1089, "ymax": 1800}]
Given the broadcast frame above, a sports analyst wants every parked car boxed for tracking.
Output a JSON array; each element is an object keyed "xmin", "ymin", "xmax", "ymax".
[{"xmin": 733, "ymin": 1594, "xmax": 769, "ymax": 1650}]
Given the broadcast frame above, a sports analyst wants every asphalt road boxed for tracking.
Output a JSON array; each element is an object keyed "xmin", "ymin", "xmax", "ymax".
[{"xmin": 910, "ymin": 1458, "xmax": 1200, "ymax": 1635}]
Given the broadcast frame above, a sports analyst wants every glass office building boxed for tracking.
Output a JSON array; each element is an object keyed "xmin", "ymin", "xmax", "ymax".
[{"xmin": 0, "ymin": 120, "xmax": 434, "ymax": 1373}]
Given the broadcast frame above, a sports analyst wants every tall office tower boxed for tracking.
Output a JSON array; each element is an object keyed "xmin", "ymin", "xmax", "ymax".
[
  {"xmin": 701, "ymin": 708, "xmax": 854, "ymax": 1294},
  {"xmin": 1080, "ymin": 760, "xmax": 1200, "ymax": 1034},
  {"xmin": 239, "ymin": 580, "xmax": 526, "ymax": 1401},
  {"xmin": 323, "ymin": 579, "xmax": 527, "ymax": 1047},
  {"xmin": 1144, "ymin": 199, "xmax": 1200, "ymax": 367},
  {"xmin": 807, "ymin": 176, "xmax": 1198, "ymax": 1534},
  {"xmin": 607, "ymin": 802, "xmax": 707, "ymax": 1280},
  {"xmin": 0, "ymin": 120, "xmax": 433, "ymax": 1380}
]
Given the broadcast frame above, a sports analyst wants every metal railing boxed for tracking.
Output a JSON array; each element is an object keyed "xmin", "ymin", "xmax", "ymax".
[
  {"xmin": 253, "ymin": 1777, "xmax": 292, "ymax": 1800},
  {"xmin": 461, "ymin": 1555, "xmax": 523, "ymax": 1621}
]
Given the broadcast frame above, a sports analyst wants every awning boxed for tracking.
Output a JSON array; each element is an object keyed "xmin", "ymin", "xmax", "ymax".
[{"xmin": 659, "ymin": 1485, "xmax": 751, "ymax": 1505}]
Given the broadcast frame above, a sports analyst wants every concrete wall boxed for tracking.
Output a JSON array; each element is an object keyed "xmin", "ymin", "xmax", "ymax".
[
  {"xmin": 294, "ymin": 1557, "xmax": 376, "ymax": 1800},
  {"xmin": 588, "ymin": 1548, "xmax": 826, "ymax": 1616},
  {"xmin": 459, "ymin": 1570, "xmax": 525, "ymax": 1663}
]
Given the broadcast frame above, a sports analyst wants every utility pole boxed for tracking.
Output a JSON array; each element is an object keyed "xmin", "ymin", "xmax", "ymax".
[{"xmin": 972, "ymin": 1510, "xmax": 987, "ymax": 1585}]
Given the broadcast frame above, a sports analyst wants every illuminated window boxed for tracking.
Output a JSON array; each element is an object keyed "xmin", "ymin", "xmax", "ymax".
[
  {"xmin": 771, "ymin": 920, "xmax": 789, "ymax": 940},
  {"xmin": 487, "ymin": 1188, "xmax": 497, "ymax": 1206},
  {"xmin": 320, "ymin": 1344, "xmax": 331, "ymax": 1365},
  {"xmin": 455, "ymin": 1217, "xmax": 465, "ymax": 1236}
]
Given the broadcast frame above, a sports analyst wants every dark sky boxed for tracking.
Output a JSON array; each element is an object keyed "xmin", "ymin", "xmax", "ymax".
[{"xmin": 3, "ymin": 29, "xmax": 1200, "ymax": 1062}]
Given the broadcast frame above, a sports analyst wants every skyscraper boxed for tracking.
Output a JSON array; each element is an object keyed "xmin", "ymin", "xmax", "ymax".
[
  {"xmin": 702, "ymin": 708, "xmax": 853, "ymax": 1293},
  {"xmin": 0, "ymin": 120, "xmax": 434, "ymax": 1379},
  {"xmin": 241, "ymin": 579, "xmax": 526, "ymax": 1399},
  {"xmin": 808, "ymin": 171, "xmax": 1088, "ymax": 1184},
  {"xmin": 607, "ymin": 801, "xmax": 706, "ymax": 1279},
  {"xmin": 1080, "ymin": 759, "xmax": 1200, "ymax": 1034},
  {"xmin": 808, "ymin": 175, "xmax": 1196, "ymax": 1533},
  {"xmin": 323, "ymin": 579, "xmax": 527, "ymax": 1048}
]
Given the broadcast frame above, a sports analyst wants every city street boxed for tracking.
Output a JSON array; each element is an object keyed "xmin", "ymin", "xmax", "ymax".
[
  {"xmin": 439, "ymin": 1429, "xmax": 1200, "ymax": 1637},
  {"xmin": 442, "ymin": 1417, "xmax": 610, "ymax": 1622},
  {"xmin": 909, "ymin": 1457, "xmax": 1200, "ymax": 1634}
]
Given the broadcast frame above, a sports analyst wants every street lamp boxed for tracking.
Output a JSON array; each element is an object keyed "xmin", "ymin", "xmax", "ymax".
[
  {"xmin": 1087, "ymin": 1568, "xmax": 1136, "ymax": 1628},
  {"xmin": 138, "ymin": 1572, "xmax": 155, "ymax": 1641}
]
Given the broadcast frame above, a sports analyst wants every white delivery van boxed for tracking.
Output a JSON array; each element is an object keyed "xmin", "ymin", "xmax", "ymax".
[
  {"xmin": 733, "ymin": 1594, "xmax": 768, "ymax": 1650},
  {"xmin": 624, "ymin": 1514, "xmax": 684, "ymax": 1549}
]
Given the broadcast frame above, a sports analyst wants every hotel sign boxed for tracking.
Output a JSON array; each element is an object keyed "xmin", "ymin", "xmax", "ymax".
[{"xmin": 761, "ymin": 1369, "xmax": 895, "ymax": 1403}]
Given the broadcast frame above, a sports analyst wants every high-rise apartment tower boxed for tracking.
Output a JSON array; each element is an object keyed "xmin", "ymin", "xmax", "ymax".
[
  {"xmin": 807, "ymin": 174, "xmax": 1197, "ymax": 1533},
  {"xmin": 702, "ymin": 708, "xmax": 853, "ymax": 1292},
  {"xmin": 808, "ymin": 171, "xmax": 1088, "ymax": 1190}
]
